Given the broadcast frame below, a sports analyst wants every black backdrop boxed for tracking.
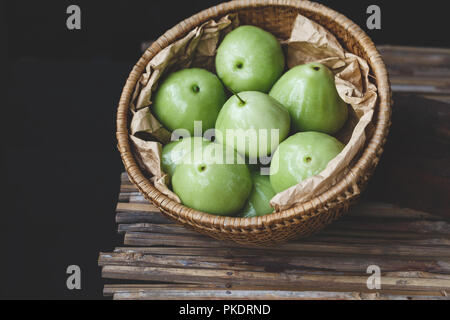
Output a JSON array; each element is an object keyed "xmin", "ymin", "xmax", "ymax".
[{"xmin": 1, "ymin": 0, "xmax": 449, "ymax": 299}]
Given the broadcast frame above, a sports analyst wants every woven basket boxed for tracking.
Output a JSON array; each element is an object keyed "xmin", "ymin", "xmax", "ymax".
[{"xmin": 117, "ymin": 0, "xmax": 391, "ymax": 246}]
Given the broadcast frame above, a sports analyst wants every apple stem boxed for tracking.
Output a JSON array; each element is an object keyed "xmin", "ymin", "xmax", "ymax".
[
  {"xmin": 235, "ymin": 92, "xmax": 246, "ymax": 105},
  {"xmin": 217, "ymin": 77, "xmax": 246, "ymax": 105}
]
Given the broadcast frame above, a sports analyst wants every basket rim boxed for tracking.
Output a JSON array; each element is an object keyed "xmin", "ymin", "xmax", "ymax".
[{"xmin": 116, "ymin": 0, "xmax": 391, "ymax": 232}]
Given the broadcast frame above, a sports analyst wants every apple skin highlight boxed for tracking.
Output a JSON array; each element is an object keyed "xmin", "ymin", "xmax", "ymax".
[
  {"xmin": 215, "ymin": 91, "xmax": 290, "ymax": 160},
  {"xmin": 153, "ymin": 68, "xmax": 226, "ymax": 135},
  {"xmin": 172, "ymin": 143, "xmax": 253, "ymax": 216},
  {"xmin": 270, "ymin": 63, "xmax": 348, "ymax": 134},
  {"xmin": 215, "ymin": 25, "xmax": 285, "ymax": 93},
  {"xmin": 270, "ymin": 131, "xmax": 344, "ymax": 193}
]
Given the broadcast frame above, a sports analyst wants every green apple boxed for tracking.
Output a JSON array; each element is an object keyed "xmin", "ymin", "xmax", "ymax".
[
  {"xmin": 172, "ymin": 143, "xmax": 252, "ymax": 216},
  {"xmin": 161, "ymin": 137, "xmax": 212, "ymax": 180},
  {"xmin": 153, "ymin": 68, "xmax": 226, "ymax": 135},
  {"xmin": 269, "ymin": 63, "xmax": 348, "ymax": 134},
  {"xmin": 270, "ymin": 131, "xmax": 344, "ymax": 193},
  {"xmin": 215, "ymin": 91, "xmax": 290, "ymax": 159},
  {"xmin": 215, "ymin": 25, "xmax": 285, "ymax": 93},
  {"xmin": 240, "ymin": 170, "xmax": 276, "ymax": 218}
]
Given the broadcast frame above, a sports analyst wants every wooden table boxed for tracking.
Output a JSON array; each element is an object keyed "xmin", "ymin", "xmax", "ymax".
[{"xmin": 99, "ymin": 46, "xmax": 450, "ymax": 300}]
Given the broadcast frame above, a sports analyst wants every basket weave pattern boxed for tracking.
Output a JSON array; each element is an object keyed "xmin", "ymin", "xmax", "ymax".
[{"xmin": 116, "ymin": 0, "xmax": 391, "ymax": 246}]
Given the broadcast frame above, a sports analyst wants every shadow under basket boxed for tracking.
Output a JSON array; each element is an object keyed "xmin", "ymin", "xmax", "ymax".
[{"xmin": 116, "ymin": 0, "xmax": 392, "ymax": 246}]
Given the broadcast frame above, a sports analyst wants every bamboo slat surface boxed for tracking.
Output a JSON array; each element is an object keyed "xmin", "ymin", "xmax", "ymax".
[
  {"xmin": 100, "ymin": 172, "xmax": 450, "ymax": 300},
  {"xmin": 377, "ymin": 46, "xmax": 450, "ymax": 102},
  {"xmin": 100, "ymin": 45, "xmax": 450, "ymax": 299}
]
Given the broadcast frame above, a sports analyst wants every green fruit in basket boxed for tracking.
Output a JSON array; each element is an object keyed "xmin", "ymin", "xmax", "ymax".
[
  {"xmin": 240, "ymin": 170, "xmax": 276, "ymax": 218},
  {"xmin": 215, "ymin": 25, "xmax": 285, "ymax": 93},
  {"xmin": 153, "ymin": 68, "xmax": 226, "ymax": 135},
  {"xmin": 269, "ymin": 63, "xmax": 348, "ymax": 134},
  {"xmin": 215, "ymin": 91, "xmax": 290, "ymax": 159},
  {"xmin": 270, "ymin": 131, "xmax": 344, "ymax": 193},
  {"xmin": 161, "ymin": 137, "xmax": 212, "ymax": 180},
  {"xmin": 172, "ymin": 143, "xmax": 252, "ymax": 216}
]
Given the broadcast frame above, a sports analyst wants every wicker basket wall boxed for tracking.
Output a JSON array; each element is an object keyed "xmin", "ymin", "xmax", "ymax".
[{"xmin": 116, "ymin": 0, "xmax": 392, "ymax": 246}]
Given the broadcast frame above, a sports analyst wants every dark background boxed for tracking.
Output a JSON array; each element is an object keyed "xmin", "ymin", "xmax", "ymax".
[{"xmin": 1, "ymin": 0, "xmax": 448, "ymax": 299}]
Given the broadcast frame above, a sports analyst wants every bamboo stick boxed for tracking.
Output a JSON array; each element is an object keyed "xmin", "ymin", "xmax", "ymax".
[
  {"xmin": 378, "ymin": 45, "xmax": 450, "ymax": 67},
  {"xmin": 101, "ymin": 265, "xmax": 450, "ymax": 292},
  {"xmin": 115, "ymin": 202, "xmax": 171, "ymax": 224},
  {"xmin": 112, "ymin": 289, "xmax": 450, "ymax": 300},
  {"xmin": 113, "ymin": 289, "xmax": 367, "ymax": 300},
  {"xmin": 123, "ymin": 232, "xmax": 450, "ymax": 258},
  {"xmin": 99, "ymin": 251, "xmax": 450, "ymax": 274},
  {"xmin": 117, "ymin": 220, "xmax": 450, "ymax": 238},
  {"xmin": 112, "ymin": 246, "xmax": 447, "ymax": 260},
  {"xmin": 118, "ymin": 223, "xmax": 197, "ymax": 234},
  {"xmin": 104, "ymin": 283, "xmax": 449, "ymax": 300},
  {"xmin": 118, "ymin": 192, "xmax": 145, "ymax": 203},
  {"xmin": 116, "ymin": 212, "xmax": 171, "ymax": 224},
  {"xmin": 116, "ymin": 202, "xmax": 160, "ymax": 213},
  {"xmin": 104, "ymin": 283, "xmax": 226, "ymax": 296}
]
